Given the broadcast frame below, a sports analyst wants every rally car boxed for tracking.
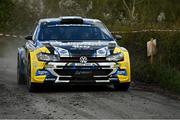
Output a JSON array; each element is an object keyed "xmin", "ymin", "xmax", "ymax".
[{"xmin": 17, "ymin": 16, "xmax": 131, "ymax": 92}]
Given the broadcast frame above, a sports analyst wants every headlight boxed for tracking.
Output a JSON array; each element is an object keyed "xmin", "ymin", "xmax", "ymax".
[
  {"xmin": 54, "ymin": 47, "xmax": 69, "ymax": 57},
  {"xmin": 37, "ymin": 53, "xmax": 60, "ymax": 62},
  {"xmin": 106, "ymin": 53, "xmax": 124, "ymax": 62},
  {"xmin": 96, "ymin": 47, "xmax": 110, "ymax": 57}
]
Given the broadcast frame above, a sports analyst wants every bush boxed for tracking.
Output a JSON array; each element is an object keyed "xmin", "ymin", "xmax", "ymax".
[
  {"xmin": 118, "ymin": 32, "xmax": 180, "ymax": 93},
  {"xmin": 0, "ymin": 0, "xmax": 14, "ymax": 31}
]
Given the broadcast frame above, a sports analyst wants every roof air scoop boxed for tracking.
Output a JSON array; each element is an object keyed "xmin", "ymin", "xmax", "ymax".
[{"xmin": 60, "ymin": 16, "xmax": 83, "ymax": 24}]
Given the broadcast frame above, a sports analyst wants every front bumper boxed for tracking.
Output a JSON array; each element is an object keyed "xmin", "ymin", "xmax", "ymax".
[{"xmin": 33, "ymin": 62, "xmax": 129, "ymax": 84}]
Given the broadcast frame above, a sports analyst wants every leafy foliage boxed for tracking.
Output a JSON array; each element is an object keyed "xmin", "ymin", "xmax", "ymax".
[
  {"xmin": 0, "ymin": 0, "xmax": 14, "ymax": 31},
  {"xmin": 120, "ymin": 32, "xmax": 180, "ymax": 93},
  {"xmin": 0, "ymin": 0, "xmax": 180, "ymax": 32}
]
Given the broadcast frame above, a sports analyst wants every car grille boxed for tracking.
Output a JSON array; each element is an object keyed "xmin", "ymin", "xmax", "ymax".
[
  {"xmin": 59, "ymin": 57, "xmax": 108, "ymax": 62},
  {"xmin": 54, "ymin": 67, "xmax": 113, "ymax": 77},
  {"xmin": 69, "ymin": 50, "xmax": 96, "ymax": 57}
]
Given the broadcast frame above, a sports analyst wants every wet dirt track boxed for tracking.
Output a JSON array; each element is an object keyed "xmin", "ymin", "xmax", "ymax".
[{"xmin": 0, "ymin": 37, "xmax": 180, "ymax": 119}]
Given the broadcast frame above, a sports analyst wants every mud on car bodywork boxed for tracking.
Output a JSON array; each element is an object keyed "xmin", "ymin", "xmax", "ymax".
[{"xmin": 17, "ymin": 16, "xmax": 131, "ymax": 92}]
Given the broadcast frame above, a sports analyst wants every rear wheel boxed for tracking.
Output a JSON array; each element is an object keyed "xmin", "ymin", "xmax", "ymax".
[
  {"xmin": 114, "ymin": 83, "xmax": 130, "ymax": 91},
  {"xmin": 17, "ymin": 53, "xmax": 26, "ymax": 85},
  {"xmin": 27, "ymin": 56, "xmax": 40, "ymax": 92}
]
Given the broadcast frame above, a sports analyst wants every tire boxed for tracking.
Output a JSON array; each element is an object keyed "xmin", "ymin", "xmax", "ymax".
[
  {"xmin": 17, "ymin": 52, "xmax": 26, "ymax": 85},
  {"xmin": 28, "ymin": 82, "xmax": 40, "ymax": 92},
  {"xmin": 27, "ymin": 55, "xmax": 40, "ymax": 92},
  {"xmin": 114, "ymin": 83, "xmax": 130, "ymax": 91}
]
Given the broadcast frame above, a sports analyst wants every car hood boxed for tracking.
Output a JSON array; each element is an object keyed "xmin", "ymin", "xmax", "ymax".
[{"xmin": 40, "ymin": 41, "xmax": 117, "ymax": 57}]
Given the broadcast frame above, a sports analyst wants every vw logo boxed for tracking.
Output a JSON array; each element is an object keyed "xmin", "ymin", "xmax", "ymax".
[{"xmin": 79, "ymin": 56, "xmax": 88, "ymax": 64}]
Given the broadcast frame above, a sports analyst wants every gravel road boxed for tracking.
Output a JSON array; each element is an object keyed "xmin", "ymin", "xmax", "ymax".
[{"xmin": 0, "ymin": 37, "xmax": 179, "ymax": 119}]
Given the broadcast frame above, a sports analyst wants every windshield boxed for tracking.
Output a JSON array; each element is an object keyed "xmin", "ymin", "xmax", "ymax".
[{"xmin": 38, "ymin": 25, "xmax": 113, "ymax": 41}]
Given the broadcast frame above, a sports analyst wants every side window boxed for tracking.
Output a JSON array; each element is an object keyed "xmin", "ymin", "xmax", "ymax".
[{"xmin": 32, "ymin": 25, "xmax": 39, "ymax": 41}]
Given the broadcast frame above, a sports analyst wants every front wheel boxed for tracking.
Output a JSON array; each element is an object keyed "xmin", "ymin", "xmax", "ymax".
[
  {"xmin": 113, "ymin": 83, "xmax": 130, "ymax": 91},
  {"xmin": 17, "ymin": 52, "xmax": 26, "ymax": 85},
  {"xmin": 27, "ymin": 81, "xmax": 40, "ymax": 92}
]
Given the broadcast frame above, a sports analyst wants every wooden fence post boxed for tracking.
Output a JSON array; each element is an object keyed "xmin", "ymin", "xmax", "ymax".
[{"xmin": 147, "ymin": 38, "xmax": 157, "ymax": 64}]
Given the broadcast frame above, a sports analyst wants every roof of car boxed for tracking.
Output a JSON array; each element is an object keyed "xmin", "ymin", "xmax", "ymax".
[{"xmin": 39, "ymin": 16, "xmax": 101, "ymax": 25}]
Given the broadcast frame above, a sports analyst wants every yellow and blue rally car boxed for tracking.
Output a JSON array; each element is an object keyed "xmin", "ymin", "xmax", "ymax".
[{"xmin": 17, "ymin": 16, "xmax": 131, "ymax": 92}]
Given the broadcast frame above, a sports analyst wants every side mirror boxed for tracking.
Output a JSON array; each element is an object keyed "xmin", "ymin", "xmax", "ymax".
[
  {"xmin": 108, "ymin": 43, "xmax": 116, "ymax": 50},
  {"xmin": 25, "ymin": 35, "xmax": 32, "ymax": 40},
  {"xmin": 114, "ymin": 35, "xmax": 122, "ymax": 40}
]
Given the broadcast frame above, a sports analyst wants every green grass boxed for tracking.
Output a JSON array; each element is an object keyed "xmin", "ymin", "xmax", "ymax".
[{"xmin": 158, "ymin": 66, "xmax": 180, "ymax": 93}]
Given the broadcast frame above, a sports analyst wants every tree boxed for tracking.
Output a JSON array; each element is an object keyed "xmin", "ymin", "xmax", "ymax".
[
  {"xmin": 122, "ymin": 0, "xmax": 144, "ymax": 21},
  {"xmin": 0, "ymin": 0, "xmax": 14, "ymax": 30}
]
